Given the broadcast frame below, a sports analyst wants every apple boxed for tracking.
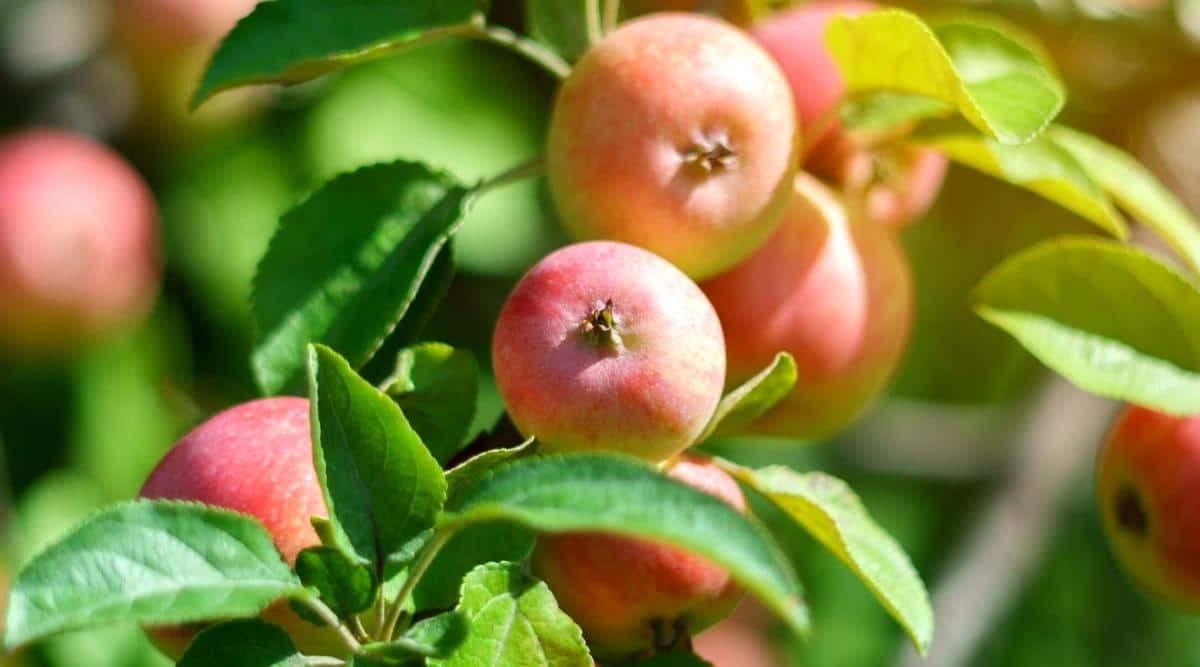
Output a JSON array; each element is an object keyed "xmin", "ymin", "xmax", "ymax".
[
  {"xmin": 0, "ymin": 129, "xmax": 159, "ymax": 356},
  {"xmin": 533, "ymin": 456, "xmax": 746, "ymax": 658},
  {"xmin": 492, "ymin": 241, "xmax": 726, "ymax": 462},
  {"xmin": 701, "ymin": 173, "xmax": 912, "ymax": 441},
  {"xmin": 1097, "ymin": 405, "xmax": 1200, "ymax": 609},
  {"xmin": 546, "ymin": 13, "xmax": 798, "ymax": 279},
  {"xmin": 139, "ymin": 397, "xmax": 340, "ymax": 658},
  {"xmin": 754, "ymin": 1, "xmax": 946, "ymax": 228}
]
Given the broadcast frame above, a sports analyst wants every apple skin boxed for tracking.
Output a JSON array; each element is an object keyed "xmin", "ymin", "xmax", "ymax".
[
  {"xmin": 533, "ymin": 456, "xmax": 746, "ymax": 658},
  {"xmin": 139, "ymin": 397, "xmax": 342, "ymax": 658},
  {"xmin": 493, "ymin": 241, "xmax": 725, "ymax": 462},
  {"xmin": 546, "ymin": 13, "xmax": 799, "ymax": 280},
  {"xmin": 1097, "ymin": 405, "xmax": 1200, "ymax": 609},
  {"xmin": 0, "ymin": 129, "xmax": 159, "ymax": 356},
  {"xmin": 701, "ymin": 174, "xmax": 912, "ymax": 441}
]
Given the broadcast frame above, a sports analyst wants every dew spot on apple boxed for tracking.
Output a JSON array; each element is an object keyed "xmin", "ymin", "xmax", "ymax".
[{"xmin": 1114, "ymin": 485, "xmax": 1149, "ymax": 539}]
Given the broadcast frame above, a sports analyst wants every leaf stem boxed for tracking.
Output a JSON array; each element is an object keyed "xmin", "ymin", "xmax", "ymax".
[
  {"xmin": 380, "ymin": 528, "xmax": 457, "ymax": 641},
  {"xmin": 349, "ymin": 615, "xmax": 369, "ymax": 643},
  {"xmin": 603, "ymin": 0, "xmax": 621, "ymax": 33},
  {"xmin": 472, "ymin": 24, "xmax": 570, "ymax": 79},
  {"xmin": 477, "ymin": 156, "xmax": 547, "ymax": 195},
  {"xmin": 305, "ymin": 658, "xmax": 345, "ymax": 667},
  {"xmin": 586, "ymin": 0, "xmax": 603, "ymax": 45},
  {"xmin": 298, "ymin": 594, "xmax": 362, "ymax": 654}
]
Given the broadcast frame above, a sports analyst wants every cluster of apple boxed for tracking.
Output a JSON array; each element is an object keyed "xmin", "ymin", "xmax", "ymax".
[
  {"xmin": 494, "ymin": 5, "xmax": 941, "ymax": 658},
  {"xmin": 0, "ymin": 2, "xmax": 944, "ymax": 661}
]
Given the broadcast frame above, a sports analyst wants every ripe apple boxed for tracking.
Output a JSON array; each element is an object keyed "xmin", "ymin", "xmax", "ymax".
[
  {"xmin": 0, "ymin": 129, "xmax": 159, "ymax": 356},
  {"xmin": 1097, "ymin": 405, "xmax": 1200, "ymax": 609},
  {"xmin": 492, "ymin": 241, "xmax": 726, "ymax": 461},
  {"xmin": 139, "ymin": 397, "xmax": 341, "ymax": 658},
  {"xmin": 701, "ymin": 173, "xmax": 912, "ymax": 441},
  {"xmin": 546, "ymin": 13, "xmax": 798, "ymax": 279},
  {"xmin": 533, "ymin": 456, "xmax": 745, "ymax": 658},
  {"xmin": 753, "ymin": 1, "xmax": 946, "ymax": 228}
]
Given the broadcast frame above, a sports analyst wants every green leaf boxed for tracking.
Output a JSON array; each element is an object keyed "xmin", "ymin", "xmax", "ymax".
[
  {"xmin": 920, "ymin": 133, "xmax": 1126, "ymax": 237},
  {"xmin": 445, "ymin": 437, "xmax": 537, "ymax": 506},
  {"xmin": 365, "ymin": 611, "xmax": 468, "ymax": 660},
  {"xmin": 825, "ymin": 9, "xmax": 1064, "ymax": 143},
  {"xmin": 252, "ymin": 161, "xmax": 470, "ymax": 395},
  {"xmin": 1049, "ymin": 125, "xmax": 1200, "ymax": 275},
  {"xmin": 431, "ymin": 562, "xmax": 591, "ymax": 667},
  {"xmin": 975, "ymin": 238, "xmax": 1200, "ymax": 414},
  {"xmin": 308, "ymin": 344, "xmax": 448, "ymax": 571},
  {"xmin": 698, "ymin": 352, "xmax": 797, "ymax": 443},
  {"xmin": 383, "ymin": 343, "xmax": 480, "ymax": 465},
  {"xmin": 295, "ymin": 547, "xmax": 378, "ymax": 618},
  {"xmin": 194, "ymin": 0, "xmax": 487, "ymax": 107},
  {"xmin": 840, "ymin": 92, "xmax": 953, "ymax": 133},
  {"xmin": 442, "ymin": 454, "xmax": 809, "ymax": 637},
  {"xmin": 412, "ymin": 522, "xmax": 536, "ymax": 613},
  {"xmin": 720, "ymin": 462, "xmax": 933, "ymax": 655},
  {"xmin": 525, "ymin": 0, "xmax": 591, "ymax": 63},
  {"xmin": 178, "ymin": 620, "xmax": 305, "ymax": 667},
  {"xmin": 4, "ymin": 501, "xmax": 304, "ymax": 649}
]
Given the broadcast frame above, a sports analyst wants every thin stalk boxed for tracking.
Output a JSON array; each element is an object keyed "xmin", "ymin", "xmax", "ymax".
[
  {"xmin": 478, "ymin": 156, "xmax": 546, "ymax": 195},
  {"xmin": 603, "ymin": 0, "xmax": 621, "ymax": 33},
  {"xmin": 371, "ymin": 587, "xmax": 387, "ymax": 638},
  {"xmin": 349, "ymin": 615, "xmax": 369, "ymax": 643},
  {"xmin": 298, "ymin": 594, "xmax": 362, "ymax": 654},
  {"xmin": 586, "ymin": 0, "xmax": 603, "ymax": 45},
  {"xmin": 381, "ymin": 529, "xmax": 457, "ymax": 642},
  {"xmin": 305, "ymin": 658, "xmax": 345, "ymax": 667},
  {"xmin": 474, "ymin": 25, "xmax": 570, "ymax": 79}
]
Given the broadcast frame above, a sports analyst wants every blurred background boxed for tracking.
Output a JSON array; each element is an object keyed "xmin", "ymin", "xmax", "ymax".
[{"xmin": 1, "ymin": 0, "xmax": 1199, "ymax": 665}]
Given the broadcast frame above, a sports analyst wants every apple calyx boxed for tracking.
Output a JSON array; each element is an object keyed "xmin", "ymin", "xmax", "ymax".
[
  {"xmin": 581, "ymin": 298, "xmax": 626, "ymax": 352},
  {"xmin": 1113, "ymin": 484, "xmax": 1150, "ymax": 538}
]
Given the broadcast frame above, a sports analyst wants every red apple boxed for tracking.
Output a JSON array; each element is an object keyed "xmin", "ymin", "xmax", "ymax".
[
  {"xmin": 547, "ymin": 13, "xmax": 798, "ymax": 279},
  {"xmin": 492, "ymin": 241, "xmax": 726, "ymax": 461},
  {"xmin": 139, "ymin": 397, "xmax": 339, "ymax": 658},
  {"xmin": 752, "ymin": 1, "xmax": 876, "ymax": 154},
  {"xmin": 0, "ymin": 129, "xmax": 159, "ymax": 356},
  {"xmin": 754, "ymin": 2, "xmax": 947, "ymax": 228},
  {"xmin": 701, "ymin": 173, "xmax": 912, "ymax": 441},
  {"xmin": 533, "ymin": 456, "xmax": 746, "ymax": 658},
  {"xmin": 1096, "ymin": 406, "xmax": 1200, "ymax": 609}
]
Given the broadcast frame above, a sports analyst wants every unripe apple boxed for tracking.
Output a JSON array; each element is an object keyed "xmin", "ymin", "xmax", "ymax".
[
  {"xmin": 139, "ymin": 397, "xmax": 340, "ymax": 658},
  {"xmin": 546, "ymin": 13, "xmax": 799, "ymax": 279},
  {"xmin": 0, "ymin": 129, "xmax": 159, "ymax": 356},
  {"xmin": 492, "ymin": 241, "xmax": 725, "ymax": 461},
  {"xmin": 1096, "ymin": 406, "xmax": 1200, "ymax": 609},
  {"xmin": 701, "ymin": 174, "xmax": 912, "ymax": 441},
  {"xmin": 109, "ymin": 0, "xmax": 264, "ymax": 143},
  {"xmin": 533, "ymin": 456, "xmax": 746, "ymax": 658},
  {"xmin": 754, "ymin": 2, "xmax": 947, "ymax": 228}
]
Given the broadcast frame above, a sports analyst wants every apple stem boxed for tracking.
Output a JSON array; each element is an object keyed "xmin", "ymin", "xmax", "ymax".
[
  {"xmin": 478, "ymin": 156, "xmax": 546, "ymax": 195},
  {"xmin": 602, "ymin": 0, "xmax": 621, "ymax": 33},
  {"xmin": 381, "ymin": 528, "xmax": 458, "ymax": 641},
  {"xmin": 585, "ymin": 0, "xmax": 603, "ymax": 45}
]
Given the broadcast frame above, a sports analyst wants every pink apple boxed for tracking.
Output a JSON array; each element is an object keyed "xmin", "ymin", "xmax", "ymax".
[
  {"xmin": 0, "ymin": 129, "xmax": 159, "ymax": 356},
  {"xmin": 701, "ymin": 174, "xmax": 912, "ymax": 440},
  {"xmin": 1097, "ymin": 406, "xmax": 1200, "ymax": 609},
  {"xmin": 533, "ymin": 456, "xmax": 746, "ymax": 658},
  {"xmin": 492, "ymin": 241, "xmax": 725, "ymax": 462},
  {"xmin": 547, "ymin": 13, "xmax": 799, "ymax": 279},
  {"xmin": 139, "ymin": 397, "xmax": 340, "ymax": 658}
]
